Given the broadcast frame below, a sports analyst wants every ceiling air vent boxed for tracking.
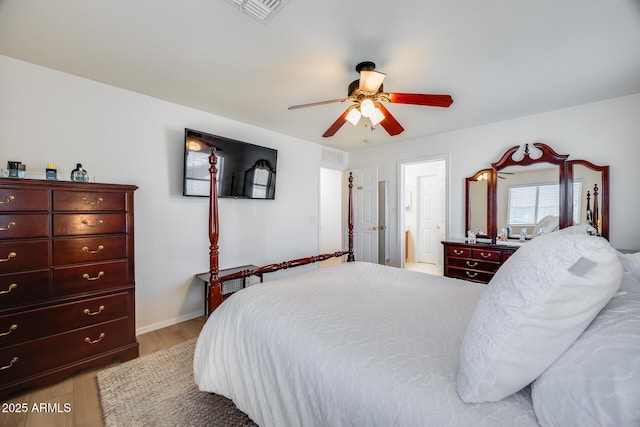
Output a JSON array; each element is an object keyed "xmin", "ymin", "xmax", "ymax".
[{"xmin": 226, "ymin": 0, "xmax": 291, "ymax": 23}]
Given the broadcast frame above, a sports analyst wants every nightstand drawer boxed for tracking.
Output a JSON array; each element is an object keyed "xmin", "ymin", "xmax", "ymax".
[
  {"xmin": 447, "ymin": 267, "xmax": 496, "ymax": 283},
  {"xmin": 53, "ymin": 213, "xmax": 126, "ymax": 236},
  {"xmin": 53, "ymin": 235, "xmax": 127, "ymax": 265},
  {"xmin": 53, "ymin": 191, "xmax": 126, "ymax": 212},
  {"xmin": 447, "ymin": 257, "xmax": 500, "ymax": 273},
  {"xmin": 471, "ymin": 248, "xmax": 501, "ymax": 261},
  {"xmin": 447, "ymin": 246, "xmax": 471, "ymax": 258}
]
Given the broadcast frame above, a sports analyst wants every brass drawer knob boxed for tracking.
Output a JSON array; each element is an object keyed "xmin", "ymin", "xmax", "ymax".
[
  {"xmin": 85, "ymin": 333, "xmax": 105, "ymax": 344},
  {"xmin": 466, "ymin": 271, "xmax": 478, "ymax": 278},
  {"xmin": 0, "ymin": 221, "xmax": 16, "ymax": 231},
  {"xmin": 0, "ymin": 324, "xmax": 18, "ymax": 337},
  {"xmin": 84, "ymin": 305, "xmax": 105, "ymax": 316},
  {"xmin": 453, "ymin": 249, "xmax": 464, "ymax": 255},
  {"xmin": 82, "ymin": 271, "xmax": 104, "ymax": 281},
  {"xmin": 465, "ymin": 261, "xmax": 478, "ymax": 268},
  {"xmin": 0, "ymin": 356, "xmax": 18, "ymax": 371},
  {"xmin": 479, "ymin": 252, "xmax": 492, "ymax": 259},
  {"xmin": 0, "ymin": 196, "xmax": 15, "ymax": 205}
]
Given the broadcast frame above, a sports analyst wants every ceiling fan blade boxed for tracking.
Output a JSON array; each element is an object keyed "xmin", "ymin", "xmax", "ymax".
[
  {"xmin": 387, "ymin": 93, "xmax": 453, "ymax": 107},
  {"xmin": 375, "ymin": 103, "xmax": 404, "ymax": 136},
  {"xmin": 322, "ymin": 107, "xmax": 353, "ymax": 137},
  {"xmin": 288, "ymin": 98, "xmax": 348, "ymax": 110}
]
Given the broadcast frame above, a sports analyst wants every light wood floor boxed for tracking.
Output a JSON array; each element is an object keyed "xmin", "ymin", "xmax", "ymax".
[{"xmin": 0, "ymin": 316, "xmax": 207, "ymax": 427}]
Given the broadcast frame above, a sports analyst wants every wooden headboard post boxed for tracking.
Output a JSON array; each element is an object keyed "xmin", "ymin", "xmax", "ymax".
[{"xmin": 208, "ymin": 147, "xmax": 223, "ymax": 314}]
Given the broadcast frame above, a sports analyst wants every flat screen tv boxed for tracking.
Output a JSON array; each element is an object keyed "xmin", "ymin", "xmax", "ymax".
[{"xmin": 183, "ymin": 128, "xmax": 277, "ymax": 199}]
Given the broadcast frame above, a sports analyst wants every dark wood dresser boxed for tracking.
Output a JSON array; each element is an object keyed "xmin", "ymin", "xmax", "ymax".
[
  {"xmin": 0, "ymin": 178, "xmax": 138, "ymax": 398},
  {"xmin": 442, "ymin": 241, "xmax": 518, "ymax": 284}
]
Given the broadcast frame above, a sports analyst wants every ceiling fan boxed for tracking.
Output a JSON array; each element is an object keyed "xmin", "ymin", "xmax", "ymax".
[{"xmin": 288, "ymin": 61, "xmax": 453, "ymax": 138}]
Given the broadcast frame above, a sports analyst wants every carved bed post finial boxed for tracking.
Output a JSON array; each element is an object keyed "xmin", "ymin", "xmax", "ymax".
[
  {"xmin": 208, "ymin": 147, "xmax": 223, "ymax": 315},
  {"xmin": 593, "ymin": 183, "xmax": 600, "ymax": 234},
  {"xmin": 347, "ymin": 172, "xmax": 355, "ymax": 262}
]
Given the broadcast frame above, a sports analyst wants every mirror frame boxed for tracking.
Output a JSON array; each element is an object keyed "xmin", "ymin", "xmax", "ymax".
[
  {"xmin": 568, "ymin": 160, "xmax": 609, "ymax": 240},
  {"xmin": 464, "ymin": 142, "xmax": 610, "ymax": 242},
  {"xmin": 465, "ymin": 168, "xmax": 492, "ymax": 239}
]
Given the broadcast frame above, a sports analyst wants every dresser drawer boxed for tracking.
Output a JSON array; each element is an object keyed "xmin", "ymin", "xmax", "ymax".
[
  {"xmin": 53, "ymin": 191, "xmax": 125, "ymax": 212},
  {"xmin": 0, "ymin": 270, "xmax": 50, "ymax": 309},
  {"xmin": 0, "ymin": 214, "xmax": 49, "ymax": 240},
  {"xmin": 0, "ymin": 291, "xmax": 131, "ymax": 347},
  {"xmin": 0, "ymin": 241, "xmax": 49, "ymax": 274},
  {"xmin": 53, "ymin": 260, "xmax": 129, "ymax": 295},
  {"xmin": 53, "ymin": 235, "xmax": 127, "ymax": 266},
  {"xmin": 0, "ymin": 317, "xmax": 132, "ymax": 383},
  {"xmin": 447, "ymin": 257, "xmax": 500, "ymax": 273},
  {"xmin": 447, "ymin": 246, "xmax": 471, "ymax": 258},
  {"xmin": 0, "ymin": 188, "xmax": 48, "ymax": 212},
  {"xmin": 53, "ymin": 213, "xmax": 126, "ymax": 236},
  {"xmin": 447, "ymin": 267, "xmax": 496, "ymax": 283},
  {"xmin": 471, "ymin": 248, "xmax": 501, "ymax": 262}
]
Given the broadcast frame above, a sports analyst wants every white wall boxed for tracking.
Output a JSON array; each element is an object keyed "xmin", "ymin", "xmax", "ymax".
[
  {"xmin": 0, "ymin": 55, "xmax": 347, "ymax": 333},
  {"xmin": 351, "ymin": 93, "xmax": 640, "ymax": 266},
  {"xmin": 319, "ymin": 168, "xmax": 343, "ymax": 254}
]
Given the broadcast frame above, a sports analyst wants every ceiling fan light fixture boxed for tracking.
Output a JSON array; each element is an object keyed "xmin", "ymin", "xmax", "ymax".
[
  {"xmin": 369, "ymin": 108, "xmax": 385, "ymax": 126},
  {"xmin": 345, "ymin": 107, "xmax": 362, "ymax": 126},
  {"xmin": 358, "ymin": 70, "xmax": 386, "ymax": 94},
  {"xmin": 359, "ymin": 99, "xmax": 376, "ymax": 117}
]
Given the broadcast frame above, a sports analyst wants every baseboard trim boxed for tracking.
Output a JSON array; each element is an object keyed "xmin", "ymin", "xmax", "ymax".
[{"xmin": 135, "ymin": 309, "xmax": 203, "ymax": 335}]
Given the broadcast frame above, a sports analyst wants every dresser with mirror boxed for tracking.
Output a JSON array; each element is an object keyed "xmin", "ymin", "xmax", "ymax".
[{"xmin": 444, "ymin": 142, "xmax": 609, "ymax": 284}]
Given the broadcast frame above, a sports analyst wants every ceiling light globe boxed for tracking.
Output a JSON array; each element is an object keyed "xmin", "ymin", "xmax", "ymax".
[{"xmin": 360, "ymin": 99, "xmax": 375, "ymax": 117}]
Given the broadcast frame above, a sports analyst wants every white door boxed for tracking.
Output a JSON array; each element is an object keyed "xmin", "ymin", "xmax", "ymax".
[
  {"xmin": 350, "ymin": 167, "xmax": 378, "ymax": 263},
  {"xmin": 416, "ymin": 174, "xmax": 438, "ymax": 263}
]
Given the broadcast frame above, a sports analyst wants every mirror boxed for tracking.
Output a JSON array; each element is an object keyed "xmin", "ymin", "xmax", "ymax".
[
  {"xmin": 465, "ymin": 169, "xmax": 490, "ymax": 238},
  {"xmin": 569, "ymin": 160, "xmax": 609, "ymax": 239},
  {"xmin": 464, "ymin": 142, "xmax": 609, "ymax": 242},
  {"xmin": 243, "ymin": 159, "xmax": 276, "ymax": 199}
]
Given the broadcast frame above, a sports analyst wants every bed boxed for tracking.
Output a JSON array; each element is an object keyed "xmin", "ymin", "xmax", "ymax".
[{"xmin": 194, "ymin": 148, "xmax": 640, "ymax": 426}]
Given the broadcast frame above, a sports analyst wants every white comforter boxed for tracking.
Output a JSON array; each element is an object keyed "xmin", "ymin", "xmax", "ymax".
[{"xmin": 194, "ymin": 262, "xmax": 539, "ymax": 427}]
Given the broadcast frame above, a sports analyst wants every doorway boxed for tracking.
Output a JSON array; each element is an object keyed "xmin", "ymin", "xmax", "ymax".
[{"xmin": 400, "ymin": 157, "xmax": 447, "ymax": 274}]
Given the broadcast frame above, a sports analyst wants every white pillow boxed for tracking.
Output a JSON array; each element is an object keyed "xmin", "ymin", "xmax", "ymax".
[
  {"xmin": 532, "ymin": 272, "xmax": 640, "ymax": 427},
  {"xmin": 457, "ymin": 226, "xmax": 623, "ymax": 403},
  {"xmin": 618, "ymin": 251, "xmax": 640, "ymax": 280}
]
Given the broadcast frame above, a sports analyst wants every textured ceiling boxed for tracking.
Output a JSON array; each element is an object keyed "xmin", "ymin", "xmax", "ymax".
[{"xmin": 1, "ymin": 0, "xmax": 639, "ymax": 151}]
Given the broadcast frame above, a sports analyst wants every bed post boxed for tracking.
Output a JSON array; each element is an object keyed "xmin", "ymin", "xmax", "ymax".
[
  {"xmin": 347, "ymin": 172, "xmax": 355, "ymax": 262},
  {"xmin": 208, "ymin": 147, "xmax": 223, "ymax": 316}
]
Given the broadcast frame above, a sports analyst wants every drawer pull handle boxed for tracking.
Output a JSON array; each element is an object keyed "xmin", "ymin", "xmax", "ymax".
[
  {"xmin": 82, "ymin": 271, "xmax": 104, "ymax": 281},
  {"xmin": 453, "ymin": 249, "xmax": 464, "ymax": 255},
  {"xmin": 84, "ymin": 305, "xmax": 105, "ymax": 316},
  {"xmin": 0, "ymin": 221, "xmax": 16, "ymax": 231},
  {"xmin": 0, "ymin": 252, "xmax": 16, "ymax": 263},
  {"xmin": 466, "ymin": 261, "xmax": 478, "ymax": 268},
  {"xmin": 479, "ymin": 252, "xmax": 492, "ymax": 259},
  {"xmin": 85, "ymin": 333, "xmax": 105, "ymax": 344},
  {"xmin": 0, "ymin": 324, "xmax": 18, "ymax": 337},
  {"xmin": 0, "ymin": 357, "xmax": 18, "ymax": 371},
  {"xmin": 81, "ymin": 219, "xmax": 104, "ymax": 228},
  {"xmin": 82, "ymin": 245, "xmax": 104, "ymax": 254},
  {"xmin": 0, "ymin": 196, "xmax": 15, "ymax": 205},
  {"xmin": 81, "ymin": 196, "xmax": 103, "ymax": 205},
  {"xmin": 466, "ymin": 271, "xmax": 478, "ymax": 278},
  {"xmin": 0, "ymin": 283, "xmax": 17, "ymax": 295}
]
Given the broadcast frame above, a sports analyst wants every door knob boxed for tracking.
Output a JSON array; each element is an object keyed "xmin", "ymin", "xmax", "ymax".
[
  {"xmin": 369, "ymin": 226, "xmax": 378, "ymax": 230},
  {"xmin": 378, "ymin": 225, "xmax": 386, "ymax": 230}
]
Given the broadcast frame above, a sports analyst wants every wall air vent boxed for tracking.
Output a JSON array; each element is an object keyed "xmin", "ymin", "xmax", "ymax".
[{"xmin": 226, "ymin": 0, "xmax": 291, "ymax": 23}]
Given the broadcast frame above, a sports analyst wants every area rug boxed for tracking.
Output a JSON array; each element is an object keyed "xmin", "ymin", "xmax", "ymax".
[{"xmin": 97, "ymin": 338, "xmax": 257, "ymax": 427}]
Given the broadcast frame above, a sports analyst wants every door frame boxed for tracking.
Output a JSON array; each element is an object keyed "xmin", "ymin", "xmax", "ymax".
[{"xmin": 398, "ymin": 154, "xmax": 450, "ymax": 269}]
